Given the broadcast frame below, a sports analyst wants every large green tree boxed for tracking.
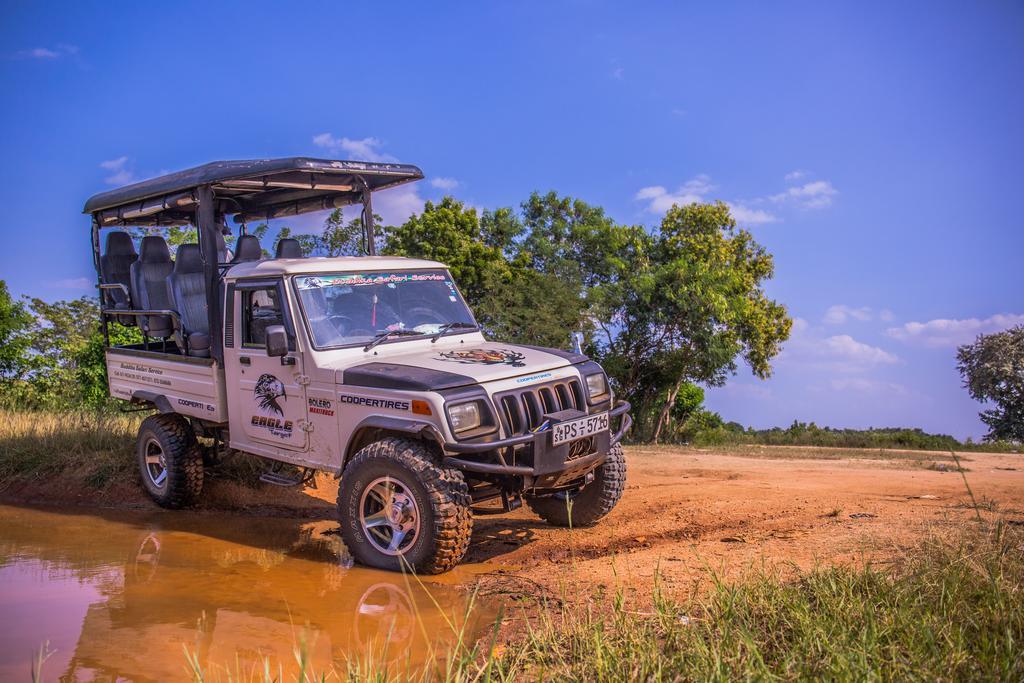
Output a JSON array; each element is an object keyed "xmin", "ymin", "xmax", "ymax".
[
  {"xmin": 601, "ymin": 202, "xmax": 791, "ymax": 442},
  {"xmin": 957, "ymin": 325, "xmax": 1024, "ymax": 443}
]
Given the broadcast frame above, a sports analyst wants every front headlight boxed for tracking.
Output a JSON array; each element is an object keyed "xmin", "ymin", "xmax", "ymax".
[
  {"xmin": 585, "ymin": 372, "xmax": 608, "ymax": 399},
  {"xmin": 447, "ymin": 401, "xmax": 482, "ymax": 433}
]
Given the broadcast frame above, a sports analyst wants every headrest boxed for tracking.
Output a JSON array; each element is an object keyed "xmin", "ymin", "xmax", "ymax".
[
  {"xmin": 138, "ymin": 235, "xmax": 171, "ymax": 263},
  {"xmin": 105, "ymin": 231, "xmax": 137, "ymax": 258},
  {"xmin": 232, "ymin": 234, "xmax": 262, "ymax": 262},
  {"xmin": 275, "ymin": 238, "xmax": 303, "ymax": 258},
  {"xmin": 174, "ymin": 244, "xmax": 204, "ymax": 274}
]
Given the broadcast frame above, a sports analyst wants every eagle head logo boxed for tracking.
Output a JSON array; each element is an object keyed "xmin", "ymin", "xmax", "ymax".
[{"xmin": 254, "ymin": 373, "xmax": 287, "ymax": 416}]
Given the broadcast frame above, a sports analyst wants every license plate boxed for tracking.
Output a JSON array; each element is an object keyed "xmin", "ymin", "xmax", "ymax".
[{"xmin": 551, "ymin": 412, "xmax": 609, "ymax": 446}]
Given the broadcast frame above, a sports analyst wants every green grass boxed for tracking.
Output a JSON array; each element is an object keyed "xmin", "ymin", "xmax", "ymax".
[
  {"xmin": 0, "ymin": 409, "xmax": 141, "ymax": 489},
  {"xmin": 493, "ymin": 523, "xmax": 1023, "ymax": 681}
]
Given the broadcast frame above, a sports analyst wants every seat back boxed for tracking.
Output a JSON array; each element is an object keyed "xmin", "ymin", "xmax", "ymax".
[
  {"xmin": 129, "ymin": 235, "xmax": 175, "ymax": 338},
  {"xmin": 275, "ymin": 238, "xmax": 303, "ymax": 258},
  {"xmin": 167, "ymin": 244, "xmax": 210, "ymax": 355},
  {"xmin": 231, "ymin": 234, "xmax": 262, "ymax": 263},
  {"xmin": 100, "ymin": 231, "xmax": 138, "ymax": 325}
]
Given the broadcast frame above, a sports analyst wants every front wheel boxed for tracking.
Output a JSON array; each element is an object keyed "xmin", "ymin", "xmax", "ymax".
[
  {"xmin": 338, "ymin": 437, "xmax": 472, "ymax": 574},
  {"xmin": 526, "ymin": 443, "xmax": 626, "ymax": 527},
  {"xmin": 136, "ymin": 414, "xmax": 204, "ymax": 508}
]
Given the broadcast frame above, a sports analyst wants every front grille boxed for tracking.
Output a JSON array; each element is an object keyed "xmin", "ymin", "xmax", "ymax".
[{"xmin": 495, "ymin": 378, "xmax": 586, "ymax": 436}]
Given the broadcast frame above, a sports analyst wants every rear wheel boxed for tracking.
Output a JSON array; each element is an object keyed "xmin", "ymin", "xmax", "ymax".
[
  {"xmin": 338, "ymin": 437, "xmax": 472, "ymax": 574},
  {"xmin": 136, "ymin": 414, "xmax": 203, "ymax": 508},
  {"xmin": 526, "ymin": 443, "xmax": 626, "ymax": 527}
]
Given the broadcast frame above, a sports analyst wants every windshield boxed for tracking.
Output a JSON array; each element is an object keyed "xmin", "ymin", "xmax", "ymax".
[{"xmin": 293, "ymin": 270, "xmax": 478, "ymax": 349}]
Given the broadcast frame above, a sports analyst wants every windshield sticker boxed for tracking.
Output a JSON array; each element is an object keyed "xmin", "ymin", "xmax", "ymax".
[
  {"xmin": 297, "ymin": 273, "xmax": 447, "ymax": 290},
  {"xmin": 438, "ymin": 348, "xmax": 526, "ymax": 367}
]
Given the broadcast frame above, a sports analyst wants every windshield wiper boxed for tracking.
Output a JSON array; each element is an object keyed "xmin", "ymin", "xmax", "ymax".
[
  {"xmin": 431, "ymin": 321, "xmax": 476, "ymax": 343},
  {"xmin": 363, "ymin": 329, "xmax": 422, "ymax": 352}
]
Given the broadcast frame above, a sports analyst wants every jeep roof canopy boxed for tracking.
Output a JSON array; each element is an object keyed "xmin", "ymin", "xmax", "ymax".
[
  {"xmin": 84, "ymin": 157, "xmax": 425, "ymax": 362},
  {"xmin": 83, "ymin": 157, "xmax": 423, "ymax": 227}
]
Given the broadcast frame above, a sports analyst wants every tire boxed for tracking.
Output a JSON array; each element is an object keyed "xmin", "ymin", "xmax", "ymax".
[
  {"xmin": 136, "ymin": 414, "xmax": 204, "ymax": 509},
  {"xmin": 526, "ymin": 443, "xmax": 626, "ymax": 527},
  {"xmin": 338, "ymin": 437, "xmax": 472, "ymax": 574}
]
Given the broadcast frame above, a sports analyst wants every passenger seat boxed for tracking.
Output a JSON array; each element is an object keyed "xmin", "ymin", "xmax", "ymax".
[
  {"xmin": 166, "ymin": 244, "xmax": 210, "ymax": 357},
  {"xmin": 230, "ymin": 234, "xmax": 263, "ymax": 263},
  {"xmin": 129, "ymin": 235, "xmax": 175, "ymax": 339},
  {"xmin": 100, "ymin": 231, "xmax": 138, "ymax": 326},
  {"xmin": 275, "ymin": 238, "xmax": 303, "ymax": 258}
]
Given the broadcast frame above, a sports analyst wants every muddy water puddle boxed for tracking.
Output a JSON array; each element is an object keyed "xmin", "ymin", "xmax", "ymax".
[{"xmin": 0, "ymin": 504, "xmax": 495, "ymax": 681}]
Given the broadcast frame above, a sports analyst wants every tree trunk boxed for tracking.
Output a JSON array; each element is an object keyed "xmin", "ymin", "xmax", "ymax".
[{"xmin": 651, "ymin": 377, "xmax": 686, "ymax": 444}]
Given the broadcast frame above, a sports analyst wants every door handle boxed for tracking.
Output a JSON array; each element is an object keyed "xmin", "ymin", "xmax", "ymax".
[{"xmin": 239, "ymin": 356, "xmax": 251, "ymax": 365}]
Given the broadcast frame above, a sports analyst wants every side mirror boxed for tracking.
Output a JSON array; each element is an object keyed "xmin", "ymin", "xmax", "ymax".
[{"xmin": 265, "ymin": 325, "xmax": 288, "ymax": 357}]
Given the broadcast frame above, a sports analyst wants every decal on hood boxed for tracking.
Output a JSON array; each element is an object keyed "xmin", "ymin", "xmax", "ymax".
[{"xmin": 438, "ymin": 348, "xmax": 526, "ymax": 367}]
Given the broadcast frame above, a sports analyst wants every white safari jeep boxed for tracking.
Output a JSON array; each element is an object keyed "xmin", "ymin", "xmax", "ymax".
[{"xmin": 85, "ymin": 157, "xmax": 631, "ymax": 573}]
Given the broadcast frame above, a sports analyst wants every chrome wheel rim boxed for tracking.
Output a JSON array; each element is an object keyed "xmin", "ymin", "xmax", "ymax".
[
  {"xmin": 143, "ymin": 437, "xmax": 168, "ymax": 490},
  {"xmin": 359, "ymin": 476, "xmax": 420, "ymax": 556}
]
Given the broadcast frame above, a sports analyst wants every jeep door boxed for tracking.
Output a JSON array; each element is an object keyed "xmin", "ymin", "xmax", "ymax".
[{"xmin": 224, "ymin": 279, "xmax": 309, "ymax": 451}]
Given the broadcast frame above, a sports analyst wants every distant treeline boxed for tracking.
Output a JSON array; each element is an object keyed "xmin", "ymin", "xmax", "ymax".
[{"xmin": 683, "ymin": 420, "xmax": 1017, "ymax": 453}]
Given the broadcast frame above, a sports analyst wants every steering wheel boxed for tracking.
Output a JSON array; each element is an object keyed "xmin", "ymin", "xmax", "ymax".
[
  {"xmin": 328, "ymin": 315, "xmax": 374, "ymax": 339},
  {"xmin": 404, "ymin": 307, "xmax": 447, "ymax": 328}
]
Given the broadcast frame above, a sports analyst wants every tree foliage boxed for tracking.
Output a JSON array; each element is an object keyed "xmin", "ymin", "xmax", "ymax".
[
  {"xmin": 0, "ymin": 280, "xmax": 33, "ymax": 381},
  {"xmin": 957, "ymin": 325, "xmax": 1024, "ymax": 443},
  {"xmin": 599, "ymin": 202, "xmax": 791, "ymax": 441},
  {"xmin": 0, "ymin": 284, "xmax": 140, "ymax": 409}
]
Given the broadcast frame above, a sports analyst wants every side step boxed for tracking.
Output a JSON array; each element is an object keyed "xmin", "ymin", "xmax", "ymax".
[
  {"xmin": 472, "ymin": 490, "xmax": 522, "ymax": 516},
  {"xmin": 259, "ymin": 468, "xmax": 317, "ymax": 488}
]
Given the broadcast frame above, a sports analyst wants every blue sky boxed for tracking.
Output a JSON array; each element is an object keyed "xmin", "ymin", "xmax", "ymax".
[{"xmin": 1, "ymin": 1, "xmax": 1021, "ymax": 439}]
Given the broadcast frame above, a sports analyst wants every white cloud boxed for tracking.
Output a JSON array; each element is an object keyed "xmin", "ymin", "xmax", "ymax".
[
  {"xmin": 886, "ymin": 313, "xmax": 1024, "ymax": 348},
  {"xmin": 635, "ymin": 175, "xmax": 716, "ymax": 213},
  {"xmin": 670, "ymin": 107, "xmax": 687, "ymax": 117},
  {"xmin": 770, "ymin": 180, "xmax": 838, "ymax": 209},
  {"xmin": 879, "ymin": 309, "xmax": 895, "ymax": 322},
  {"xmin": 373, "ymin": 184, "xmax": 426, "ymax": 225},
  {"xmin": 16, "ymin": 44, "xmax": 77, "ymax": 60},
  {"xmin": 312, "ymin": 133, "xmax": 398, "ymax": 162},
  {"xmin": 728, "ymin": 203, "xmax": 778, "ymax": 225},
  {"xmin": 822, "ymin": 335, "xmax": 899, "ymax": 365},
  {"xmin": 610, "ymin": 67, "xmax": 624, "ymax": 80},
  {"xmin": 99, "ymin": 156, "xmax": 136, "ymax": 185},
  {"xmin": 430, "ymin": 177, "xmax": 460, "ymax": 191},
  {"xmin": 823, "ymin": 304, "xmax": 873, "ymax": 325},
  {"xmin": 781, "ymin": 320, "xmax": 900, "ymax": 374},
  {"xmin": 52, "ymin": 277, "xmax": 93, "ymax": 291},
  {"xmin": 784, "ymin": 170, "xmax": 806, "ymax": 182}
]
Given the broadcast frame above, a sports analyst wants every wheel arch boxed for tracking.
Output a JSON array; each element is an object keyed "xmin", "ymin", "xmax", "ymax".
[{"xmin": 343, "ymin": 416, "xmax": 445, "ymax": 470}]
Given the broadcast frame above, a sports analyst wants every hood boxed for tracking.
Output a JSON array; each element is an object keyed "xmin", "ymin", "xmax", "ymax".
[{"xmin": 336, "ymin": 341, "xmax": 584, "ymax": 391}]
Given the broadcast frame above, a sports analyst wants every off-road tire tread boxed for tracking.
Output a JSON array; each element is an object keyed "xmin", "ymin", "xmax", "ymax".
[
  {"xmin": 340, "ymin": 437, "xmax": 472, "ymax": 574},
  {"xmin": 138, "ymin": 414, "xmax": 203, "ymax": 509},
  {"xmin": 526, "ymin": 443, "xmax": 626, "ymax": 527}
]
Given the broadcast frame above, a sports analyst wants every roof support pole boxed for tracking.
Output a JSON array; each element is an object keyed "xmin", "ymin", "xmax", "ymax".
[
  {"xmin": 91, "ymin": 218, "xmax": 109, "ymax": 347},
  {"xmin": 358, "ymin": 178, "xmax": 376, "ymax": 256},
  {"xmin": 196, "ymin": 184, "xmax": 224, "ymax": 363}
]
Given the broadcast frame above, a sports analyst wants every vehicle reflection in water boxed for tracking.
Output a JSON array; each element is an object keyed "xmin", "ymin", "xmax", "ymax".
[{"xmin": 0, "ymin": 505, "xmax": 494, "ymax": 681}]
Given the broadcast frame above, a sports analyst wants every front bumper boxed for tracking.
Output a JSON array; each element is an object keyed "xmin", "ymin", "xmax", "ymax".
[{"xmin": 442, "ymin": 400, "xmax": 631, "ymax": 487}]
